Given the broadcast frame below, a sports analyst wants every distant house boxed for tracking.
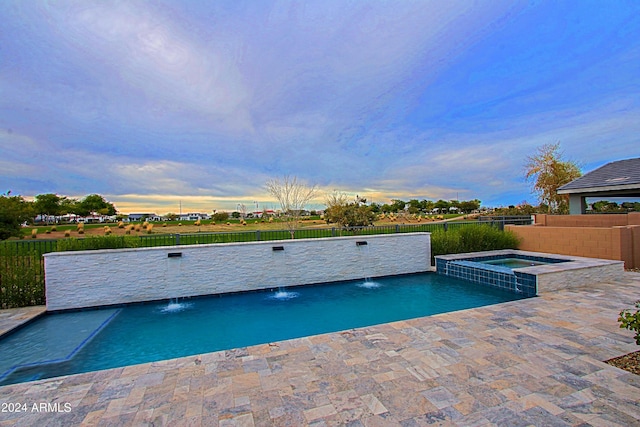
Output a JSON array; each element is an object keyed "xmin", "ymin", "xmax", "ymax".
[
  {"xmin": 127, "ymin": 213, "xmax": 157, "ymax": 222},
  {"xmin": 60, "ymin": 214, "xmax": 79, "ymax": 223},
  {"xmin": 557, "ymin": 157, "xmax": 640, "ymax": 214},
  {"xmin": 38, "ymin": 213, "xmax": 115, "ymax": 223},
  {"xmin": 79, "ymin": 213, "xmax": 116, "ymax": 223},
  {"xmin": 251, "ymin": 209, "xmax": 276, "ymax": 218},
  {"xmin": 178, "ymin": 213, "xmax": 210, "ymax": 221}
]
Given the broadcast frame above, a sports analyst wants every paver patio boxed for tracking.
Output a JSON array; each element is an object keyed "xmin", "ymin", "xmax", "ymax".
[{"xmin": 1, "ymin": 273, "xmax": 639, "ymax": 426}]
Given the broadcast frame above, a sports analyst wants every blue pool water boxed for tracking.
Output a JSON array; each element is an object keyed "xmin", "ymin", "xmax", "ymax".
[
  {"xmin": 0, "ymin": 273, "xmax": 528, "ymax": 385},
  {"xmin": 477, "ymin": 258, "xmax": 549, "ymax": 269}
]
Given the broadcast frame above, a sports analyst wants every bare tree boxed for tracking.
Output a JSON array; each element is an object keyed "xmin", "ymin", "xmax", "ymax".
[
  {"xmin": 266, "ymin": 176, "xmax": 318, "ymax": 238},
  {"xmin": 237, "ymin": 203, "xmax": 247, "ymax": 218}
]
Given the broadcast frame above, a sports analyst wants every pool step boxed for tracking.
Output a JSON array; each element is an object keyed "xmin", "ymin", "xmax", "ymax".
[{"xmin": 0, "ymin": 308, "xmax": 121, "ymax": 385}]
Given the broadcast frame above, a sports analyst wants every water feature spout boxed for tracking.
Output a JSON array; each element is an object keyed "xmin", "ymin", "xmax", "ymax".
[
  {"xmin": 356, "ymin": 239, "xmax": 375, "ymax": 286},
  {"xmin": 271, "ymin": 287, "xmax": 299, "ymax": 300},
  {"xmin": 161, "ymin": 298, "xmax": 191, "ymax": 313}
]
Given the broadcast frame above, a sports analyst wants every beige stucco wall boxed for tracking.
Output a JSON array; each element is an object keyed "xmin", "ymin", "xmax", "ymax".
[{"xmin": 506, "ymin": 219, "xmax": 639, "ymax": 269}]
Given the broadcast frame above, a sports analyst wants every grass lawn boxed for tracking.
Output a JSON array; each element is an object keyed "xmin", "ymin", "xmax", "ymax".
[{"xmin": 18, "ymin": 214, "xmax": 469, "ymax": 240}]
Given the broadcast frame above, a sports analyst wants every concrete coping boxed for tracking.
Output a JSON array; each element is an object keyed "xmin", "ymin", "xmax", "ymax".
[
  {"xmin": 43, "ymin": 232, "xmax": 432, "ymax": 258},
  {"xmin": 435, "ymin": 249, "xmax": 624, "ymax": 275}
]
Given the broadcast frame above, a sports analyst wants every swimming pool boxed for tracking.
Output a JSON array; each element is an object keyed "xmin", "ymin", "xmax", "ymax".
[{"xmin": 0, "ymin": 273, "xmax": 527, "ymax": 386}]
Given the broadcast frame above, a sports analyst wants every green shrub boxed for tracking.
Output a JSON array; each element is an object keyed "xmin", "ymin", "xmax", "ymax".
[
  {"xmin": 212, "ymin": 211, "xmax": 229, "ymax": 222},
  {"xmin": 431, "ymin": 224, "xmax": 520, "ymax": 262},
  {"xmin": 431, "ymin": 228, "xmax": 461, "ymax": 257},
  {"xmin": 619, "ymin": 301, "xmax": 640, "ymax": 345},
  {"xmin": 457, "ymin": 224, "xmax": 520, "ymax": 252},
  {"xmin": 0, "ymin": 244, "xmax": 45, "ymax": 309},
  {"xmin": 56, "ymin": 235, "xmax": 141, "ymax": 252}
]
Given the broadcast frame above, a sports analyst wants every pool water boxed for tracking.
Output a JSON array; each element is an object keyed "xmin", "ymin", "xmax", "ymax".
[
  {"xmin": 0, "ymin": 273, "xmax": 527, "ymax": 386},
  {"xmin": 478, "ymin": 258, "xmax": 548, "ymax": 269}
]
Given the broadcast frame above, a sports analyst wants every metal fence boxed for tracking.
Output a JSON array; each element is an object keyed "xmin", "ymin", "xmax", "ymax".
[
  {"xmin": 477, "ymin": 215, "xmax": 534, "ymax": 227},
  {"xmin": 0, "ymin": 216, "xmax": 532, "ymax": 308}
]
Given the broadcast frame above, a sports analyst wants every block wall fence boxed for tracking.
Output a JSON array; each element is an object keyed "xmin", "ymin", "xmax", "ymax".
[
  {"xmin": 44, "ymin": 233, "xmax": 431, "ymax": 311},
  {"xmin": 534, "ymin": 212, "xmax": 640, "ymax": 227},
  {"xmin": 506, "ymin": 213, "xmax": 640, "ymax": 269}
]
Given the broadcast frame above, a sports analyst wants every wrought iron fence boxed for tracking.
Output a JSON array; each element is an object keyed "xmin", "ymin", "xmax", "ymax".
[
  {"xmin": 0, "ymin": 217, "xmax": 532, "ymax": 308},
  {"xmin": 477, "ymin": 215, "xmax": 534, "ymax": 228}
]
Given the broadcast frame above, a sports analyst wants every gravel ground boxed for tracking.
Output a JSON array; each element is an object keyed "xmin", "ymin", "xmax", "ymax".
[{"xmin": 606, "ymin": 351, "xmax": 640, "ymax": 375}]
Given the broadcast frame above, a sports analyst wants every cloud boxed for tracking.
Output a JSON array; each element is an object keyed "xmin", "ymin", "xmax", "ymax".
[
  {"xmin": 1, "ymin": 1, "xmax": 638, "ymax": 212},
  {"xmin": 3, "ymin": 2, "xmax": 251, "ymax": 135}
]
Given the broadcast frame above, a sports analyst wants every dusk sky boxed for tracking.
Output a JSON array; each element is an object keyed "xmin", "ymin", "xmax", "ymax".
[{"xmin": 2, "ymin": 1, "xmax": 639, "ymax": 214}]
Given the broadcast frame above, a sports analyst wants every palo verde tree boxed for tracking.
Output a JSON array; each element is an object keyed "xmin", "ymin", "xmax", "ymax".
[
  {"xmin": 265, "ymin": 175, "xmax": 318, "ymax": 238},
  {"xmin": 524, "ymin": 142, "xmax": 581, "ymax": 214}
]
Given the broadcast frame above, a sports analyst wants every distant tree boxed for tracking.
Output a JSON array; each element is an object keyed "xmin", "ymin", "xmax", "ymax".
[
  {"xmin": 71, "ymin": 199, "xmax": 90, "ymax": 217},
  {"xmin": 380, "ymin": 203, "xmax": 393, "ymax": 213},
  {"xmin": 237, "ymin": 203, "xmax": 247, "ymax": 218},
  {"xmin": 231, "ymin": 211, "xmax": 241, "ymax": 219},
  {"xmin": 266, "ymin": 176, "xmax": 318, "ymax": 238},
  {"xmin": 492, "ymin": 202, "xmax": 538, "ymax": 216},
  {"xmin": 324, "ymin": 191, "xmax": 375, "ymax": 228},
  {"xmin": 422, "ymin": 199, "xmax": 435, "ymax": 212},
  {"xmin": 434, "ymin": 199, "xmax": 450, "ymax": 213},
  {"xmin": 80, "ymin": 194, "xmax": 117, "ymax": 216},
  {"xmin": 324, "ymin": 191, "xmax": 349, "ymax": 223},
  {"xmin": 59, "ymin": 197, "xmax": 78, "ymax": 216},
  {"xmin": 458, "ymin": 199, "xmax": 481, "ymax": 213},
  {"xmin": 591, "ymin": 200, "xmax": 620, "ymax": 213},
  {"xmin": 621, "ymin": 202, "xmax": 640, "ymax": 212},
  {"xmin": 34, "ymin": 193, "xmax": 64, "ymax": 222},
  {"xmin": 212, "ymin": 211, "xmax": 229, "ymax": 222},
  {"xmin": 390, "ymin": 199, "xmax": 406, "ymax": 212},
  {"xmin": 0, "ymin": 192, "xmax": 33, "ymax": 240},
  {"xmin": 524, "ymin": 142, "xmax": 581, "ymax": 214},
  {"xmin": 407, "ymin": 199, "xmax": 422, "ymax": 214},
  {"xmin": 515, "ymin": 202, "xmax": 537, "ymax": 215}
]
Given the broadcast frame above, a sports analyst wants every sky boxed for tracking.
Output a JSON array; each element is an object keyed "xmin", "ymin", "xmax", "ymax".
[{"xmin": 1, "ymin": 1, "xmax": 639, "ymax": 214}]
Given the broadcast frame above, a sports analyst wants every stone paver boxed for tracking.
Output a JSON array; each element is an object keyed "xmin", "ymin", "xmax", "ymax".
[{"xmin": 1, "ymin": 273, "xmax": 639, "ymax": 426}]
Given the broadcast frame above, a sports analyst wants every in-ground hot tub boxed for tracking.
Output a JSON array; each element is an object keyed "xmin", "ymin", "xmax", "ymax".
[
  {"xmin": 435, "ymin": 250, "xmax": 625, "ymax": 296},
  {"xmin": 476, "ymin": 258, "xmax": 555, "ymax": 268}
]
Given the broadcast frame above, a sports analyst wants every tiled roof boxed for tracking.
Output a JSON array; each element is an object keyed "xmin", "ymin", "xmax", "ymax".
[{"xmin": 558, "ymin": 157, "xmax": 640, "ymax": 192}]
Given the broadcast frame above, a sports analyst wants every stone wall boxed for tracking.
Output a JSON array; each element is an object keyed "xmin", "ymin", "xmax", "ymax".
[
  {"xmin": 536, "ymin": 263, "xmax": 625, "ymax": 292},
  {"xmin": 44, "ymin": 233, "xmax": 431, "ymax": 311}
]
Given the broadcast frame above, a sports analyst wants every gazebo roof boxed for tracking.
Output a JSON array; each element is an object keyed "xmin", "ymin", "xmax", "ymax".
[{"xmin": 557, "ymin": 157, "xmax": 640, "ymax": 195}]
